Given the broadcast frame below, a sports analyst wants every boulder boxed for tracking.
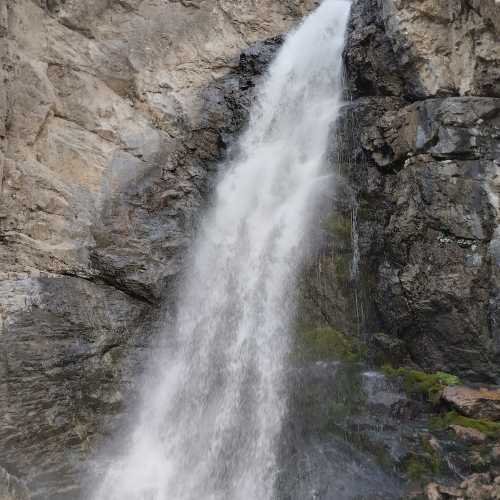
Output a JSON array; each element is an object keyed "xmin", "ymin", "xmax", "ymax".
[
  {"xmin": 449, "ymin": 425, "xmax": 487, "ymax": 444},
  {"xmin": 443, "ymin": 386, "xmax": 500, "ymax": 420}
]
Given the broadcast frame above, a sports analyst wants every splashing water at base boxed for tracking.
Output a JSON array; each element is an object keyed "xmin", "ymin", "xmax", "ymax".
[{"xmin": 93, "ymin": 2, "xmax": 351, "ymax": 499}]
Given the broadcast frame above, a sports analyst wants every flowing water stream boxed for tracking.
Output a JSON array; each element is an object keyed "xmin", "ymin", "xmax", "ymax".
[{"xmin": 93, "ymin": 2, "xmax": 351, "ymax": 498}]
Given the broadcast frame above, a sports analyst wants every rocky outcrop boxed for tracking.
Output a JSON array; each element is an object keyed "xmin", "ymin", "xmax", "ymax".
[
  {"xmin": 0, "ymin": 1, "xmax": 314, "ymax": 497},
  {"xmin": 334, "ymin": 0, "xmax": 500, "ymax": 382},
  {"xmin": 424, "ymin": 474, "xmax": 500, "ymax": 500},
  {"xmin": 443, "ymin": 386, "xmax": 500, "ymax": 420},
  {"xmin": 345, "ymin": 0, "xmax": 500, "ymax": 99}
]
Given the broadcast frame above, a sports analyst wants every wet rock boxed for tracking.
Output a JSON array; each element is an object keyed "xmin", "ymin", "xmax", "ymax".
[
  {"xmin": 443, "ymin": 387, "xmax": 500, "ymax": 421},
  {"xmin": 344, "ymin": 0, "xmax": 405, "ymax": 97},
  {"xmin": 0, "ymin": 467, "xmax": 30, "ymax": 500},
  {"xmin": 332, "ymin": 96, "xmax": 500, "ymax": 381}
]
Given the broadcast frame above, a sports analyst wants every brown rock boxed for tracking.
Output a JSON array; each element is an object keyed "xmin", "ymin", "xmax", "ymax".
[
  {"xmin": 450, "ymin": 424, "xmax": 487, "ymax": 444},
  {"xmin": 425, "ymin": 482, "xmax": 463, "ymax": 499},
  {"xmin": 443, "ymin": 386, "xmax": 500, "ymax": 420},
  {"xmin": 461, "ymin": 473, "xmax": 494, "ymax": 499},
  {"xmin": 426, "ymin": 483, "xmax": 443, "ymax": 500}
]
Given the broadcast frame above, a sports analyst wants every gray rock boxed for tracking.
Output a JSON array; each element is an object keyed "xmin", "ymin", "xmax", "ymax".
[{"xmin": 0, "ymin": 467, "xmax": 30, "ymax": 500}]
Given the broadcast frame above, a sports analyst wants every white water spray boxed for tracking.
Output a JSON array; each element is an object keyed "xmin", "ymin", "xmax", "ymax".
[{"xmin": 93, "ymin": 2, "xmax": 350, "ymax": 498}]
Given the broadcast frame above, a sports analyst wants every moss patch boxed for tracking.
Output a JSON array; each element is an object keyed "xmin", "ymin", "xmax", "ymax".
[
  {"xmin": 333, "ymin": 253, "xmax": 352, "ymax": 283},
  {"xmin": 322, "ymin": 213, "xmax": 352, "ymax": 243},
  {"xmin": 382, "ymin": 365, "xmax": 460, "ymax": 403},
  {"xmin": 403, "ymin": 437, "xmax": 443, "ymax": 482},
  {"xmin": 295, "ymin": 326, "xmax": 366, "ymax": 362},
  {"xmin": 431, "ymin": 411, "xmax": 500, "ymax": 439},
  {"xmin": 404, "ymin": 455, "xmax": 436, "ymax": 481}
]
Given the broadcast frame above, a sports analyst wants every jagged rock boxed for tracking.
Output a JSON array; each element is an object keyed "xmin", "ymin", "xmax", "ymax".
[
  {"xmin": 450, "ymin": 425, "xmax": 487, "ymax": 444},
  {"xmin": 425, "ymin": 475, "xmax": 500, "ymax": 499},
  {"xmin": 339, "ymin": 0, "xmax": 500, "ymax": 382},
  {"xmin": 346, "ymin": 0, "xmax": 500, "ymax": 99},
  {"xmin": 332, "ymin": 95, "xmax": 500, "ymax": 381},
  {"xmin": 425, "ymin": 482, "xmax": 463, "ymax": 499},
  {"xmin": 461, "ymin": 473, "xmax": 500, "ymax": 499},
  {"xmin": 380, "ymin": 0, "xmax": 500, "ymax": 98},
  {"xmin": 443, "ymin": 386, "xmax": 500, "ymax": 420},
  {"xmin": 344, "ymin": 0, "xmax": 405, "ymax": 97}
]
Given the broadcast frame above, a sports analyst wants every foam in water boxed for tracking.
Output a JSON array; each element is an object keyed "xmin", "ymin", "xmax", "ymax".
[{"xmin": 92, "ymin": 1, "xmax": 351, "ymax": 498}]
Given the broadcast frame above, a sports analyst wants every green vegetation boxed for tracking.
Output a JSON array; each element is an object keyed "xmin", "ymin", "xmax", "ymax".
[
  {"xmin": 322, "ymin": 213, "xmax": 352, "ymax": 243},
  {"xmin": 295, "ymin": 326, "xmax": 367, "ymax": 362},
  {"xmin": 403, "ymin": 437, "xmax": 442, "ymax": 481},
  {"xmin": 404, "ymin": 455, "xmax": 438, "ymax": 481},
  {"xmin": 405, "ymin": 456, "xmax": 431, "ymax": 481},
  {"xmin": 431, "ymin": 411, "xmax": 500, "ymax": 438},
  {"xmin": 333, "ymin": 254, "xmax": 352, "ymax": 283},
  {"xmin": 382, "ymin": 365, "xmax": 460, "ymax": 403}
]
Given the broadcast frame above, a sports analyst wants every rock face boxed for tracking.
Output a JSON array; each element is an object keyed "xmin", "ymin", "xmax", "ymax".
[
  {"xmin": 443, "ymin": 386, "xmax": 500, "ymax": 420},
  {"xmin": 0, "ymin": 467, "xmax": 30, "ymax": 500},
  {"xmin": 425, "ymin": 473, "xmax": 500, "ymax": 500},
  {"xmin": 0, "ymin": 1, "xmax": 314, "ymax": 497},
  {"xmin": 1, "ymin": 0, "xmax": 500, "ymax": 497},
  {"xmin": 333, "ymin": 0, "xmax": 500, "ymax": 382}
]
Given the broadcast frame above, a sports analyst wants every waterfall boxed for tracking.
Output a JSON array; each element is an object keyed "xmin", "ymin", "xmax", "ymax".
[{"xmin": 93, "ymin": 1, "xmax": 351, "ymax": 499}]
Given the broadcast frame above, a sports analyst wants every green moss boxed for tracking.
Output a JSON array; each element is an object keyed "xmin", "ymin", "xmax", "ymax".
[
  {"xmin": 322, "ymin": 213, "xmax": 352, "ymax": 243},
  {"xmin": 431, "ymin": 411, "xmax": 500, "ymax": 438},
  {"xmin": 403, "ymin": 438, "xmax": 443, "ymax": 482},
  {"xmin": 405, "ymin": 457, "xmax": 431, "ymax": 481},
  {"xmin": 295, "ymin": 326, "xmax": 366, "ymax": 362},
  {"xmin": 382, "ymin": 365, "xmax": 460, "ymax": 403},
  {"xmin": 334, "ymin": 254, "xmax": 352, "ymax": 283}
]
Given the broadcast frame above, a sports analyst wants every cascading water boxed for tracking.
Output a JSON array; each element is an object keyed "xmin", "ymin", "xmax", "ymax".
[{"xmin": 93, "ymin": 2, "xmax": 351, "ymax": 499}]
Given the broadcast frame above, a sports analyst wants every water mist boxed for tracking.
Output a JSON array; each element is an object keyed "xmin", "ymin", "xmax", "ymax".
[{"xmin": 93, "ymin": 2, "xmax": 351, "ymax": 498}]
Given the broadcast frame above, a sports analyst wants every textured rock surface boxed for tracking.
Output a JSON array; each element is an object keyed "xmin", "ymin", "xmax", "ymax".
[
  {"xmin": 424, "ymin": 473, "xmax": 500, "ymax": 500},
  {"xmin": 345, "ymin": 0, "xmax": 500, "ymax": 98},
  {"xmin": 332, "ymin": 0, "xmax": 500, "ymax": 382},
  {"xmin": 0, "ymin": 467, "xmax": 30, "ymax": 500},
  {"xmin": 443, "ymin": 386, "xmax": 500, "ymax": 420},
  {"xmin": 296, "ymin": 0, "xmax": 500, "ymax": 383},
  {"xmin": 2, "ymin": 0, "xmax": 500, "ymax": 497},
  {"xmin": 0, "ymin": 1, "xmax": 314, "ymax": 497},
  {"xmin": 449, "ymin": 424, "xmax": 487, "ymax": 444}
]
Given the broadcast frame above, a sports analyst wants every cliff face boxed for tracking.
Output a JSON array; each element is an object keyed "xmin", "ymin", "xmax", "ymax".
[
  {"xmin": 296, "ymin": 0, "xmax": 500, "ymax": 384},
  {"xmin": 1, "ymin": 0, "xmax": 500, "ymax": 498},
  {"xmin": 340, "ymin": 0, "xmax": 500, "ymax": 381},
  {"xmin": 0, "ymin": 1, "xmax": 314, "ymax": 497}
]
